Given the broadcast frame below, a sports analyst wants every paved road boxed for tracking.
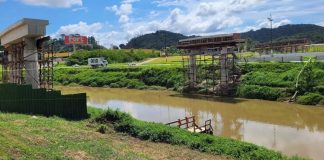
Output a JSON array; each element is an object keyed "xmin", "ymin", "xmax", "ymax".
[{"xmin": 238, "ymin": 52, "xmax": 324, "ymax": 63}]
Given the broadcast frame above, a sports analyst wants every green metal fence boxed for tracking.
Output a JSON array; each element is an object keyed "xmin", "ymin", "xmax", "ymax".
[{"xmin": 0, "ymin": 83, "xmax": 87, "ymax": 119}]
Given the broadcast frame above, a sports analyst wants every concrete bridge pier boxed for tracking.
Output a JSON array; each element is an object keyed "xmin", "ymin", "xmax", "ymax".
[
  {"xmin": 24, "ymin": 38, "xmax": 39, "ymax": 88},
  {"xmin": 188, "ymin": 51, "xmax": 198, "ymax": 88},
  {"xmin": 0, "ymin": 18, "xmax": 49, "ymax": 88}
]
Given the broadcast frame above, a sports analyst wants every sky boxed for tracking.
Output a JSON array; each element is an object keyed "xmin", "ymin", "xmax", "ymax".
[{"xmin": 0, "ymin": 0, "xmax": 324, "ymax": 48}]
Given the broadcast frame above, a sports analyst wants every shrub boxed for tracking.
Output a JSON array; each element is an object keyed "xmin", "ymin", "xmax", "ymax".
[
  {"xmin": 297, "ymin": 93, "xmax": 324, "ymax": 105},
  {"xmin": 97, "ymin": 125, "xmax": 107, "ymax": 134},
  {"xmin": 237, "ymin": 85, "xmax": 283, "ymax": 100},
  {"xmin": 315, "ymin": 85, "xmax": 324, "ymax": 95},
  {"xmin": 109, "ymin": 83, "xmax": 120, "ymax": 88}
]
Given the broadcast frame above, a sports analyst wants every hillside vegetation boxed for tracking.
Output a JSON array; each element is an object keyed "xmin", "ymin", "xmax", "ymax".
[
  {"xmin": 241, "ymin": 24, "xmax": 324, "ymax": 43},
  {"xmin": 115, "ymin": 24, "xmax": 324, "ymax": 50},
  {"xmin": 121, "ymin": 30, "xmax": 188, "ymax": 50}
]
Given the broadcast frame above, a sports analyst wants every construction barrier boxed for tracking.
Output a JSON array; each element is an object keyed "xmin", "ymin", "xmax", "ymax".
[{"xmin": 0, "ymin": 83, "xmax": 87, "ymax": 119}]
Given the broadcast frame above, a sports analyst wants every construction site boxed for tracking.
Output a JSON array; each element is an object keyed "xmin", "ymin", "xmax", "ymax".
[
  {"xmin": 177, "ymin": 34, "xmax": 245, "ymax": 96},
  {"xmin": 0, "ymin": 18, "xmax": 87, "ymax": 119}
]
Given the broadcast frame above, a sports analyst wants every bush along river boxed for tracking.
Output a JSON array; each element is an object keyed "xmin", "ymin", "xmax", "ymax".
[{"xmin": 57, "ymin": 86, "xmax": 324, "ymax": 160}]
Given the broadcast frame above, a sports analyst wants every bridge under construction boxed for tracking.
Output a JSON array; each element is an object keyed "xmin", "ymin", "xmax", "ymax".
[
  {"xmin": 177, "ymin": 33, "xmax": 245, "ymax": 96},
  {"xmin": 0, "ymin": 18, "xmax": 54, "ymax": 90}
]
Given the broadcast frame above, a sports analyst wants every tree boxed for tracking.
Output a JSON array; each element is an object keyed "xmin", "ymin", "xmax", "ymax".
[{"xmin": 119, "ymin": 44, "xmax": 126, "ymax": 49}]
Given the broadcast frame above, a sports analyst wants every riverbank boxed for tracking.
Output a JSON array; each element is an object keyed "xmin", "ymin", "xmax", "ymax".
[
  {"xmin": 0, "ymin": 107, "xmax": 303, "ymax": 160},
  {"xmin": 54, "ymin": 62, "xmax": 324, "ymax": 106},
  {"xmin": 0, "ymin": 108, "xmax": 226, "ymax": 160}
]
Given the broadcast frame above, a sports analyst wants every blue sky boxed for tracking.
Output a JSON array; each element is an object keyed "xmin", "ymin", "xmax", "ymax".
[{"xmin": 1, "ymin": 0, "xmax": 324, "ymax": 47}]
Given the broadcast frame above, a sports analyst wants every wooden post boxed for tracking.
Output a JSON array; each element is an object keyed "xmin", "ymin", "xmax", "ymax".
[
  {"xmin": 177, "ymin": 119, "xmax": 181, "ymax": 128},
  {"xmin": 185, "ymin": 117, "xmax": 189, "ymax": 128}
]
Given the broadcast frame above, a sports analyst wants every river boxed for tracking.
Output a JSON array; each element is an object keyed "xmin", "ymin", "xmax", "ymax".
[{"xmin": 57, "ymin": 86, "xmax": 324, "ymax": 160}]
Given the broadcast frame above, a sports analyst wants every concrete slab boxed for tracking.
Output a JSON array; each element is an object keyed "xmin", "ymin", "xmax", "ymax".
[{"xmin": 0, "ymin": 18, "xmax": 49, "ymax": 46}]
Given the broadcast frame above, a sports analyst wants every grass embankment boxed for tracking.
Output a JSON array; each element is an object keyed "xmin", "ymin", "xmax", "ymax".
[
  {"xmin": 54, "ymin": 61, "xmax": 324, "ymax": 105},
  {"xmin": 0, "ymin": 108, "xmax": 225, "ymax": 160},
  {"xmin": 238, "ymin": 62, "xmax": 324, "ymax": 105},
  {"xmin": 94, "ymin": 109, "xmax": 302, "ymax": 160},
  {"xmin": 54, "ymin": 66, "xmax": 184, "ymax": 91},
  {"xmin": 66, "ymin": 49, "xmax": 159, "ymax": 66},
  {"xmin": 0, "ymin": 108, "xmax": 303, "ymax": 160}
]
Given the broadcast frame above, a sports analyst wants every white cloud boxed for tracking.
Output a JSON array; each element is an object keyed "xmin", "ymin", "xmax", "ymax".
[
  {"xmin": 72, "ymin": 7, "xmax": 88, "ymax": 12},
  {"xmin": 54, "ymin": 21, "xmax": 103, "ymax": 36},
  {"xmin": 53, "ymin": 22, "xmax": 127, "ymax": 48},
  {"xmin": 122, "ymin": 0, "xmax": 263, "ymax": 36},
  {"xmin": 19, "ymin": 0, "xmax": 82, "ymax": 8},
  {"xmin": 257, "ymin": 19, "xmax": 292, "ymax": 28},
  {"xmin": 106, "ymin": 1, "xmax": 137, "ymax": 24},
  {"xmin": 317, "ymin": 22, "xmax": 324, "ymax": 27}
]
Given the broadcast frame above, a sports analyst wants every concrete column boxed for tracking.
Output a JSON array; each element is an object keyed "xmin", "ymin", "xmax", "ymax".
[
  {"xmin": 292, "ymin": 46, "xmax": 296, "ymax": 53},
  {"xmin": 220, "ymin": 47, "xmax": 228, "ymax": 85},
  {"xmin": 8, "ymin": 52, "xmax": 15, "ymax": 83},
  {"xmin": 189, "ymin": 53, "xmax": 197, "ymax": 88},
  {"xmin": 24, "ymin": 38, "xmax": 39, "ymax": 88}
]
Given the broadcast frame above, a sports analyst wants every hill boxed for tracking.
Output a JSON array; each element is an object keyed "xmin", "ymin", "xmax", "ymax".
[
  {"xmin": 120, "ymin": 24, "xmax": 324, "ymax": 50},
  {"xmin": 241, "ymin": 24, "xmax": 324, "ymax": 43},
  {"xmin": 122, "ymin": 30, "xmax": 188, "ymax": 50}
]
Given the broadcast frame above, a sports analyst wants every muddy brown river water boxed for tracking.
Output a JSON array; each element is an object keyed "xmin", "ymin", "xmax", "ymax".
[{"xmin": 57, "ymin": 86, "xmax": 324, "ymax": 160}]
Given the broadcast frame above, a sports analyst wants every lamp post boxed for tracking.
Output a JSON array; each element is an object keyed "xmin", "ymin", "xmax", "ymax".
[{"xmin": 268, "ymin": 14, "xmax": 273, "ymax": 55}]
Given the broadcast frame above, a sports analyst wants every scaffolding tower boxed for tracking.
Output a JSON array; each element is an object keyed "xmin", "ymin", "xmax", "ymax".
[
  {"xmin": 178, "ymin": 34, "xmax": 244, "ymax": 96},
  {"xmin": 2, "ymin": 38, "xmax": 54, "ymax": 90}
]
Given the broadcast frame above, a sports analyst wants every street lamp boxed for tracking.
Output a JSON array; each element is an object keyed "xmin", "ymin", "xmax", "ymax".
[{"xmin": 268, "ymin": 14, "xmax": 273, "ymax": 55}]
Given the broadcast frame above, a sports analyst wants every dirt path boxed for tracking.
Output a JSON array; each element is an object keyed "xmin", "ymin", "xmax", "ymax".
[{"xmin": 137, "ymin": 58, "xmax": 159, "ymax": 65}]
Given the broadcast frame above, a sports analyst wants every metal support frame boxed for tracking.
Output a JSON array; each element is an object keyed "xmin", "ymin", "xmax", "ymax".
[
  {"xmin": 38, "ymin": 42, "xmax": 54, "ymax": 90},
  {"xmin": 181, "ymin": 47, "xmax": 241, "ymax": 95},
  {"xmin": 2, "ymin": 42, "xmax": 25, "ymax": 85},
  {"xmin": 1, "ymin": 39, "xmax": 54, "ymax": 91}
]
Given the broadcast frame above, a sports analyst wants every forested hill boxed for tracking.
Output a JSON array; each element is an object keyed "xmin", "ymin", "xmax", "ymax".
[
  {"xmin": 241, "ymin": 24, "xmax": 324, "ymax": 43},
  {"xmin": 120, "ymin": 24, "xmax": 324, "ymax": 50},
  {"xmin": 121, "ymin": 30, "xmax": 188, "ymax": 50}
]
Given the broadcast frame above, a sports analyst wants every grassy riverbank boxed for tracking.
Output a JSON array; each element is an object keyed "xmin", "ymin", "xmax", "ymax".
[
  {"xmin": 0, "ymin": 107, "xmax": 303, "ymax": 160},
  {"xmin": 54, "ymin": 61, "xmax": 324, "ymax": 105},
  {"xmin": 239, "ymin": 62, "xmax": 324, "ymax": 105},
  {"xmin": 95, "ymin": 109, "xmax": 303, "ymax": 160},
  {"xmin": 54, "ymin": 66, "xmax": 184, "ymax": 91},
  {"xmin": 0, "ymin": 108, "xmax": 227, "ymax": 160}
]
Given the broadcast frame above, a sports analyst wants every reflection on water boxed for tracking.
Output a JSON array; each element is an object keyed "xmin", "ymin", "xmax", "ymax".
[{"xmin": 57, "ymin": 86, "xmax": 324, "ymax": 160}]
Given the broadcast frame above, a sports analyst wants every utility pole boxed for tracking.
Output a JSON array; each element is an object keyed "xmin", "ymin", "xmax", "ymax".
[
  {"xmin": 268, "ymin": 13, "xmax": 273, "ymax": 55},
  {"xmin": 164, "ymin": 32, "xmax": 168, "ymax": 62}
]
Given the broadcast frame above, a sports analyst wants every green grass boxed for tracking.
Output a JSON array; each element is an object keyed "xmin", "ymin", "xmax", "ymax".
[
  {"xmin": 54, "ymin": 66, "xmax": 184, "ymax": 91},
  {"xmin": 95, "ymin": 109, "xmax": 304, "ymax": 160},
  {"xmin": 54, "ymin": 61, "xmax": 324, "ymax": 105},
  {"xmin": 0, "ymin": 107, "xmax": 226, "ymax": 160},
  {"xmin": 0, "ymin": 110, "xmax": 115, "ymax": 159},
  {"xmin": 66, "ymin": 49, "xmax": 159, "ymax": 66},
  {"xmin": 238, "ymin": 62, "xmax": 324, "ymax": 104},
  {"xmin": 307, "ymin": 45, "xmax": 324, "ymax": 52}
]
